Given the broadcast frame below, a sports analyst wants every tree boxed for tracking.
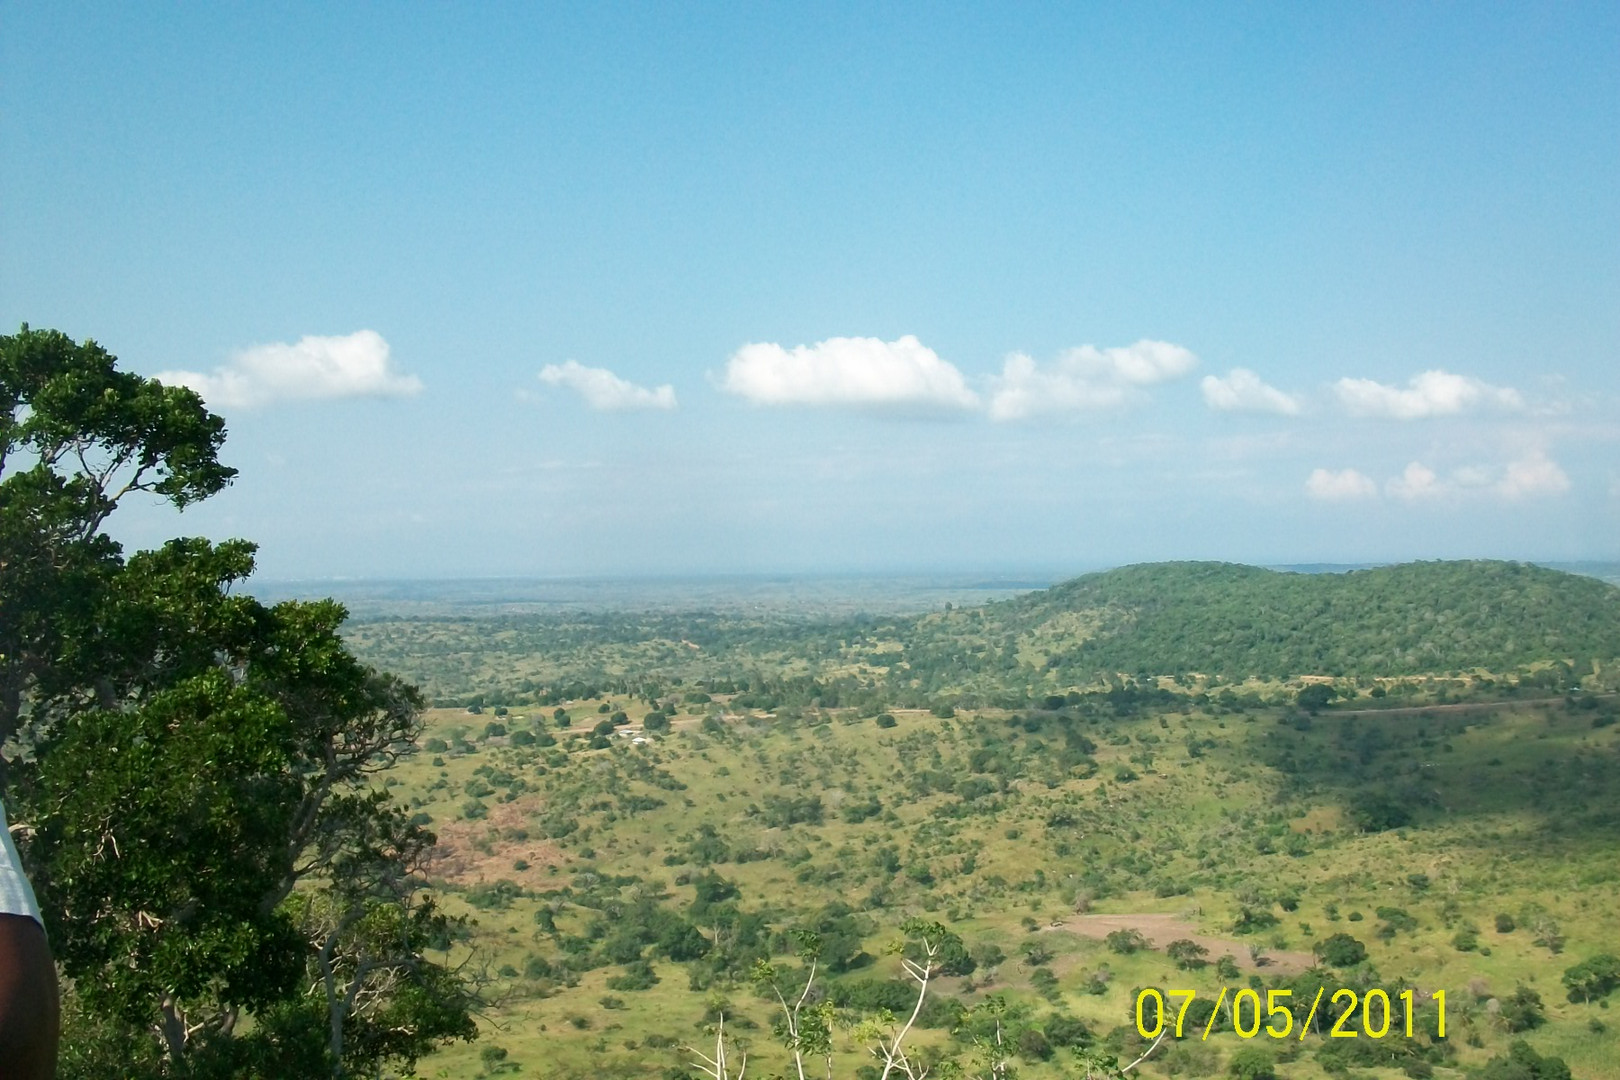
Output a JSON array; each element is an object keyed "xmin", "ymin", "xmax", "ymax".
[
  {"xmin": 1295, "ymin": 684, "xmax": 1335, "ymax": 712},
  {"xmin": 1498, "ymin": 986, "xmax": 1547, "ymax": 1033},
  {"xmin": 1562, "ymin": 953, "xmax": 1620, "ymax": 1003},
  {"xmin": 1166, "ymin": 939, "xmax": 1210, "ymax": 970},
  {"xmin": 0, "ymin": 326, "xmax": 235, "ymax": 780},
  {"xmin": 3, "ymin": 328, "xmax": 476, "ymax": 1076},
  {"xmin": 1313, "ymin": 933, "xmax": 1367, "ymax": 967},
  {"xmin": 1477, "ymin": 1040, "xmax": 1572, "ymax": 1080}
]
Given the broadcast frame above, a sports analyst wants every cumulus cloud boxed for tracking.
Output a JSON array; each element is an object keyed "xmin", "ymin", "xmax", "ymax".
[
  {"xmin": 1201, "ymin": 368, "xmax": 1301, "ymax": 415},
  {"xmin": 988, "ymin": 340, "xmax": 1197, "ymax": 421},
  {"xmin": 1496, "ymin": 449, "xmax": 1571, "ymax": 499},
  {"xmin": 1386, "ymin": 461, "xmax": 1444, "ymax": 501},
  {"xmin": 1305, "ymin": 467, "xmax": 1378, "ymax": 501},
  {"xmin": 719, "ymin": 335, "xmax": 978, "ymax": 411},
  {"xmin": 1333, "ymin": 369, "xmax": 1523, "ymax": 420},
  {"xmin": 538, "ymin": 361, "xmax": 677, "ymax": 411},
  {"xmin": 158, "ymin": 331, "xmax": 422, "ymax": 409},
  {"xmin": 1367, "ymin": 452, "xmax": 1573, "ymax": 502}
]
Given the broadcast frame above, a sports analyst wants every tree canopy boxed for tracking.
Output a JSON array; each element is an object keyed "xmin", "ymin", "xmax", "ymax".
[{"xmin": 1, "ymin": 326, "xmax": 476, "ymax": 1077}]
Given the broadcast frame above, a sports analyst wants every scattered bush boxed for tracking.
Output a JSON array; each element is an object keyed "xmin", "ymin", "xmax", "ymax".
[
  {"xmin": 1313, "ymin": 933, "xmax": 1367, "ymax": 968},
  {"xmin": 606, "ymin": 961, "xmax": 660, "ymax": 991},
  {"xmin": 1476, "ymin": 1039, "xmax": 1571, "ymax": 1080},
  {"xmin": 1498, "ymin": 985, "xmax": 1546, "ymax": 1032},
  {"xmin": 1167, "ymin": 939, "xmax": 1210, "ymax": 970},
  {"xmin": 1227, "ymin": 1046, "xmax": 1276, "ymax": 1080},
  {"xmin": 1016, "ymin": 1028, "xmax": 1053, "ymax": 1061}
]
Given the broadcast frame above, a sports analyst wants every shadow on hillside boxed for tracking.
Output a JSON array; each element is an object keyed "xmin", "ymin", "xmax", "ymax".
[{"xmin": 1250, "ymin": 697, "xmax": 1620, "ymax": 851}]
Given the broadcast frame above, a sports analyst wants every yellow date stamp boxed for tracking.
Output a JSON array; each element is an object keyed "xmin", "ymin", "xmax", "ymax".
[{"xmin": 1135, "ymin": 988, "xmax": 1448, "ymax": 1041}]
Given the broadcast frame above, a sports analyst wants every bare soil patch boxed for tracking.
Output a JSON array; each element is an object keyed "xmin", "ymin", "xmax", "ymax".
[
  {"xmin": 426, "ymin": 796, "xmax": 568, "ymax": 891},
  {"xmin": 1052, "ymin": 913, "xmax": 1316, "ymax": 975}
]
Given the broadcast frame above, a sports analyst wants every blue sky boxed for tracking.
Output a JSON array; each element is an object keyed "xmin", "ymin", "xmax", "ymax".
[{"xmin": 4, "ymin": 3, "xmax": 1617, "ymax": 578}]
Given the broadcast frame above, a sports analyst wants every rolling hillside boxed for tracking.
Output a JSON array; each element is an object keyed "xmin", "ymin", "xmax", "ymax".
[{"xmin": 909, "ymin": 560, "xmax": 1620, "ymax": 684}]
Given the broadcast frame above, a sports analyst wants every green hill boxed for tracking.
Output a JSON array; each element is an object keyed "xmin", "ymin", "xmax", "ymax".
[
  {"xmin": 943, "ymin": 559, "xmax": 1620, "ymax": 682},
  {"xmin": 341, "ymin": 561, "xmax": 1620, "ymax": 709}
]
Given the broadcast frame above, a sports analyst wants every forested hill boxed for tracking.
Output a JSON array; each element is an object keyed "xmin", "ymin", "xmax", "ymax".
[
  {"xmin": 340, "ymin": 560, "xmax": 1620, "ymax": 706},
  {"xmin": 931, "ymin": 559, "xmax": 1620, "ymax": 681}
]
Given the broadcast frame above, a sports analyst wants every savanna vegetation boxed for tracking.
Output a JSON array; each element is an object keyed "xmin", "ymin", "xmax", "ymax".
[{"xmin": 5, "ymin": 327, "xmax": 1618, "ymax": 1079}]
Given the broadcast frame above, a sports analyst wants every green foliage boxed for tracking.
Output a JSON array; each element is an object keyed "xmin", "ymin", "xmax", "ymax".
[
  {"xmin": 465, "ymin": 880, "xmax": 525, "ymax": 911},
  {"xmin": 1348, "ymin": 792, "xmax": 1413, "ymax": 832},
  {"xmin": 1313, "ymin": 932, "xmax": 1368, "ymax": 967},
  {"xmin": 1499, "ymin": 986, "xmax": 1548, "ymax": 1032},
  {"xmin": 1376, "ymin": 906, "xmax": 1419, "ymax": 939},
  {"xmin": 1476, "ymin": 1039, "xmax": 1573, "ymax": 1080},
  {"xmin": 1227, "ymin": 1045, "xmax": 1277, "ymax": 1080},
  {"xmin": 1296, "ymin": 683, "xmax": 1336, "ymax": 711},
  {"xmin": 839, "ymin": 795, "xmax": 884, "ymax": 823},
  {"xmin": 3, "ymin": 329, "xmax": 475, "ymax": 1076},
  {"xmin": 1010, "ymin": 560, "xmax": 1620, "ymax": 680},
  {"xmin": 1166, "ymin": 938, "xmax": 1210, "ymax": 969},
  {"xmin": 1105, "ymin": 929, "xmax": 1149, "ymax": 954},
  {"xmin": 1562, "ymin": 953, "xmax": 1620, "ymax": 1002},
  {"xmin": 761, "ymin": 793, "xmax": 824, "ymax": 828},
  {"xmin": 605, "ymin": 960, "xmax": 660, "ymax": 991}
]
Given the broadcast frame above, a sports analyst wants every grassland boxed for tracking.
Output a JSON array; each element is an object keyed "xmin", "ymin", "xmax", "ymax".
[
  {"xmin": 316, "ymin": 562, "xmax": 1620, "ymax": 1078},
  {"xmin": 380, "ymin": 683, "xmax": 1619, "ymax": 1080}
]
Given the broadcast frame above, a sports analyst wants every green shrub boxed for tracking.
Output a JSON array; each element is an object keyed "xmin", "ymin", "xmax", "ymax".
[
  {"xmin": 1167, "ymin": 939, "xmax": 1210, "ymax": 970},
  {"xmin": 1476, "ymin": 1039, "xmax": 1571, "ymax": 1080},
  {"xmin": 1227, "ymin": 1046, "xmax": 1276, "ymax": 1080},
  {"xmin": 1105, "ymin": 929, "xmax": 1148, "ymax": 954},
  {"xmin": 1499, "ymin": 985, "xmax": 1546, "ymax": 1032},
  {"xmin": 606, "ymin": 961, "xmax": 660, "ymax": 991},
  {"xmin": 1313, "ymin": 933, "xmax": 1367, "ymax": 967},
  {"xmin": 1016, "ymin": 1028, "xmax": 1052, "ymax": 1061}
]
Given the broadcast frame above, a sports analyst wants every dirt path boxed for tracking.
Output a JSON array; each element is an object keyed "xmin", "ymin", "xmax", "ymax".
[{"xmin": 1051, "ymin": 913, "xmax": 1317, "ymax": 975}]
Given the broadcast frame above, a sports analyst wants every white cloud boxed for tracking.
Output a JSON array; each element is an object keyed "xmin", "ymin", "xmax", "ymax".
[
  {"xmin": 157, "ymin": 330, "xmax": 421, "ymax": 408},
  {"xmin": 538, "ymin": 360, "xmax": 677, "ymax": 411},
  {"xmin": 988, "ymin": 340, "xmax": 1197, "ymax": 421},
  {"xmin": 1305, "ymin": 467, "xmax": 1378, "ymax": 501},
  {"xmin": 1386, "ymin": 461, "xmax": 1444, "ymax": 501},
  {"xmin": 719, "ymin": 335, "xmax": 979, "ymax": 411},
  {"xmin": 1381, "ymin": 452, "xmax": 1570, "ymax": 501},
  {"xmin": 1333, "ymin": 369, "xmax": 1523, "ymax": 420},
  {"xmin": 1496, "ymin": 449, "xmax": 1570, "ymax": 499},
  {"xmin": 1201, "ymin": 368, "xmax": 1301, "ymax": 415}
]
